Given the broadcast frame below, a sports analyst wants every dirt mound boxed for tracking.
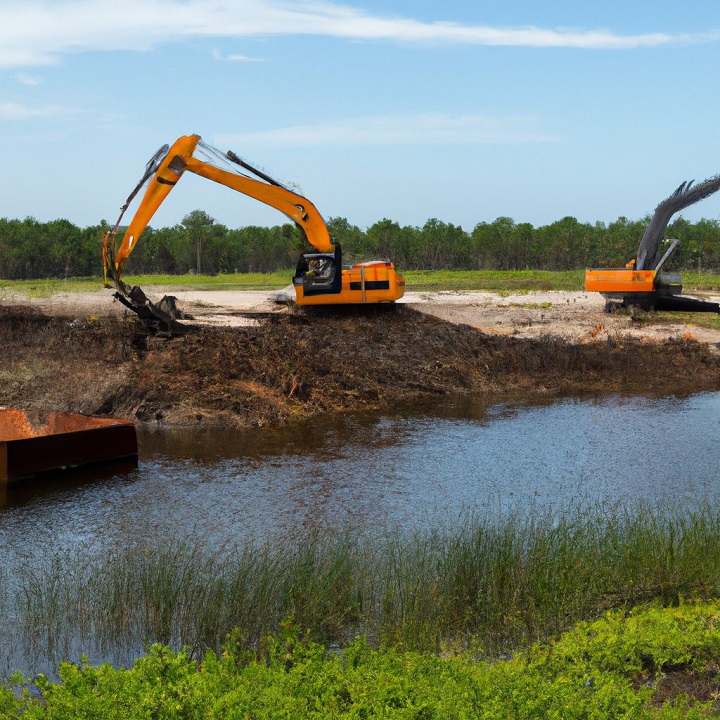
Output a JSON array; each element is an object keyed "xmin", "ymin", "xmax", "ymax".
[{"xmin": 1, "ymin": 303, "xmax": 720, "ymax": 428}]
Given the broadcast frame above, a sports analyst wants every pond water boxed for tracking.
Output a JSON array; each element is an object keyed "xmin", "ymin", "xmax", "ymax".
[
  {"xmin": 2, "ymin": 390, "xmax": 720, "ymax": 676},
  {"xmin": 2, "ymin": 391, "xmax": 720, "ymax": 563}
]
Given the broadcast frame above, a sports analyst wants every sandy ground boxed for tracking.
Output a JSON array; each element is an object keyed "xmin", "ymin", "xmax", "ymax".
[
  {"xmin": 6, "ymin": 284, "xmax": 720, "ymax": 350},
  {"xmin": 402, "ymin": 290, "xmax": 720, "ymax": 349}
]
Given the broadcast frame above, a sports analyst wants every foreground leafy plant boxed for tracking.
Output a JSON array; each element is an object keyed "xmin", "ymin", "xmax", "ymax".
[{"xmin": 5, "ymin": 601, "xmax": 720, "ymax": 718}]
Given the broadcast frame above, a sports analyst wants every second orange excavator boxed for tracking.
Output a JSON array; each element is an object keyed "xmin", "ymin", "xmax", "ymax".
[
  {"xmin": 585, "ymin": 174, "xmax": 720, "ymax": 313},
  {"xmin": 103, "ymin": 134, "xmax": 405, "ymax": 330}
]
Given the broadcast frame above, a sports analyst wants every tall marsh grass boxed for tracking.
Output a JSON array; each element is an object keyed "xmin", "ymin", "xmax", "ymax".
[{"xmin": 10, "ymin": 502, "xmax": 720, "ymax": 673}]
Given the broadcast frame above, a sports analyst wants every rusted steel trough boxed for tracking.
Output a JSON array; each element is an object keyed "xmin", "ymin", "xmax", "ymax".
[{"xmin": 0, "ymin": 409, "xmax": 138, "ymax": 486}]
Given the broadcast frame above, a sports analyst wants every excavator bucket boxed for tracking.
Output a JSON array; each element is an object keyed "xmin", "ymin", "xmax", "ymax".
[{"xmin": 112, "ymin": 282, "xmax": 190, "ymax": 335}]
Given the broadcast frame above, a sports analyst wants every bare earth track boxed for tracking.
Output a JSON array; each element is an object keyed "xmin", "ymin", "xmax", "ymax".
[{"xmin": 2, "ymin": 287, "xmax": 720, "ymax": 427}]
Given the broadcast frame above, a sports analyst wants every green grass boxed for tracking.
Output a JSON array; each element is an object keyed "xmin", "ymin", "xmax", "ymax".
[
  {"xmin": 0, "ymin": 277, "xmax": 101, "ymax": 297},
  {"xmin": 127, "ymin": 271, "xmax": 292, "ymax": 291},
  {"xmin": 680, "ymin": 271, "xmax": 720, "ymax": 291},
  {"xmin": 632, "ymin": 310, "xmax": 720, "ymax": 332},
  {"xmin": 0, "ymin": 272, "xmax": 292, "ymax": 297},
  {"xmin": 11, "ymin": 501, "xmax": 720, "ymax": 677},
  {"xmin": 2, "ymin": 268, "xmax": 719, "ymax": 300},
  {"xmin": 402, "ymin": 269, "xmax": 587, "ymax": 292},
  {"xmin": 0, "ymin": 269, "xmax": 588, "ymax": 297}
]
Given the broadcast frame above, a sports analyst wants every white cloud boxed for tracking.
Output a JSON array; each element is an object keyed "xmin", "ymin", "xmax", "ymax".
[
  {"xmin": 212, "ymin": 49, "xmax": 265, "ymax": 62},
  {"xmin": 0, "ymin": 102, "xmax": 74, "ymax": 120},
  {"xmin": 0, "ymin": 0, "xmax": 716, "ymax": 69},
  {"xmin": 217, "ymin": 112, "xmax": 558, "ymax": 147},
  {"xmin": 15, "ymin": 73, "xmax": 42, "ymax": 86}
]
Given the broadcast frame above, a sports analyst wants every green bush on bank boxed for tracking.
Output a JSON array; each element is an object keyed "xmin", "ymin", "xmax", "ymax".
[{"xmin": 4, "ymin": 601, "xmax": 720, "ymax": 718}]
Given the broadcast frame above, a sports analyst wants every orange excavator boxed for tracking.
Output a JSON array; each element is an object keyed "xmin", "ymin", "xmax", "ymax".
[
  {"xmin": 585, "ymin": 174, "xmax": 720, "ymax": 313},
  {"xmin": 103, "ymin": 134, "xmax": 405, "ymax": 331}
]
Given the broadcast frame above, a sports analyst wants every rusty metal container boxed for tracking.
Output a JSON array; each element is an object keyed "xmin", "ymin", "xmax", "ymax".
[{"xmin": 0, "ymin": 409, "xmax": 138, "ymax": 486}]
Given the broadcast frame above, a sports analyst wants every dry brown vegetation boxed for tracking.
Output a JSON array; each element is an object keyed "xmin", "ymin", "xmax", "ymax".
[{"xmin": 2, "ymin": 302, "xmax": 720, "ymax": 427}]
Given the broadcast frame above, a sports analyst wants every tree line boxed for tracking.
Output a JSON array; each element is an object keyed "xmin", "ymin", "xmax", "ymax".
[{"xmin": 2, "ymin": 209, "xmax": 720, "ymax": 280}]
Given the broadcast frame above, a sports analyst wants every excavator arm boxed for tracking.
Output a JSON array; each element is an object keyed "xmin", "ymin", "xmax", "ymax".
[
  {"xmin": 636, "ymin": 175, "xmax": 720, "ymax": 271},
  {"xmin": 103, "ymin": 134, "xmax": 404, "ymax": 331},
  {"xmin": 104, "ymin": 134, "xmax": 333, "ymax": 286}
]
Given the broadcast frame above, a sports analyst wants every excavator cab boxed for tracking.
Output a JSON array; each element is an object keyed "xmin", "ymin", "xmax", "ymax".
[{"xmin": 293, "ymin": 246, "xmax": 343, "ymax": 297}]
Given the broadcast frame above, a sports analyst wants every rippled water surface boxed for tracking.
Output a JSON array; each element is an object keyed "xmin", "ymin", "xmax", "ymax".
[{"xmin": 2, "ymin": 391, "xmax": 720, "ymax": 562}]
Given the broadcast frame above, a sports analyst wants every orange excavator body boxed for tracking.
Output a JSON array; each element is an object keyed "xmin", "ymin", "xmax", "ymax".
[
  {"xmin": 585, "ymin": 175, "xmax": 720, "ymax": 313},
  {"xmin": 584, "ymin": 268, "xmax": 656, "ymax": 295}
]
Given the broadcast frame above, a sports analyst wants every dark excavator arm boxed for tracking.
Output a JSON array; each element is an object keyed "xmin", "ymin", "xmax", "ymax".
[{"xmin": 636, "ymin": 174, "xmax": 720, "ymax": 271}]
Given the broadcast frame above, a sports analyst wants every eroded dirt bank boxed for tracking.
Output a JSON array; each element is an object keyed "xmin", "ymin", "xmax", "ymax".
[{"xmin": 2, "ymin": 302, "xmax": 720, "ymax": 428}]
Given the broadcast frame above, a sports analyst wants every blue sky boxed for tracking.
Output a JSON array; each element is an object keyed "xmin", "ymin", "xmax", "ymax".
[{"xmin": 2, "ymin": 0, "xmax": 720, "ymax": 233}]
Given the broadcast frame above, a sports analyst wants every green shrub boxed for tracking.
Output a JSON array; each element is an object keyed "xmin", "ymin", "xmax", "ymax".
[{"xmin": 6, "ymin": 601, "xmax": 720, "ymax": 718}]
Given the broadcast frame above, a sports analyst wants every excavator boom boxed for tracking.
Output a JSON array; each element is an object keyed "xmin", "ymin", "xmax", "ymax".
[{"xmin": 105, "ymin": 134, "xmax": 333, "ymax": 281}]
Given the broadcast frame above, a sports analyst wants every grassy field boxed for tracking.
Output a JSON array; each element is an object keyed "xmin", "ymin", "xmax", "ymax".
[
  {"xmin": 403, "ymin": 269, "xmax": 586, "ymax": 292},
  {"xmin": 3, "ymin": 269, "xmax": 720, "ymax": 297},
  {"xmin": 0, "ymin": 272, "xmax": 291, "ymax": 297}
]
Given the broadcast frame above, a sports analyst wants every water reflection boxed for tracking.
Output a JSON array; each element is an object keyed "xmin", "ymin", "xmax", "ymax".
[{"xmin": 2, "ymin": 392, "xmax": 720, "ymax": 561}]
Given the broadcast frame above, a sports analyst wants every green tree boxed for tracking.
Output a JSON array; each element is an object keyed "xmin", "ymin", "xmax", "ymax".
[
  {"xmin": 593, "ymin": 217, "xmax": 644, "ymax": 267},
  {"xmin": 4, "ymin": 208, "xmax": 720, "ymax": 279},
  {"xmin": 471, "ymin": 216, "xmax": 535, "ymax": 270},
  {"xmin": 366, "ymin": 219, "xmax": 420, "ymax": 269},
  {"xmin": 46, "ymin": 218, "xmax": 83, "ymax": 278},
  {"xmin": 325, "ymin": 217, "xmax": 365, "ymax": 261},
  {"xmin": 124, "ymin": 225, "xmax": 181, "ymax": 275},
  {"xmin": 418, "ymin": 218, "xmax": 470, "ymax": 270},
  {"xmin": 181, "ymin": 209, "xmax": 216, "ymax": 275},
  {"xmin": 686, "ymin": 218, "xmax": 720, "ymax": 270},
  {"xmin": 535, "ymin": 216, "xmax": 595, "ymax": 270}
]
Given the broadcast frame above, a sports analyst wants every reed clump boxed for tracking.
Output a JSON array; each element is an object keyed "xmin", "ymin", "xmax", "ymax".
[{"xmin": 11, "ymin": 501, "xmax": 720, "ymax": 672}]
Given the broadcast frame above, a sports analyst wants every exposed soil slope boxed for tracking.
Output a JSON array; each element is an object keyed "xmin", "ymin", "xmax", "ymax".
[{"xmin": 2, "ymin": 298, "xmax": 720, "ymax": 428}]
